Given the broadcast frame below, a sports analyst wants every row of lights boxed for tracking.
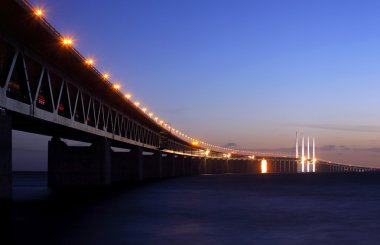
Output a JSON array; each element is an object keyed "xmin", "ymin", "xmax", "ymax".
[{"xmin": 31, "ymin": 6, "xmax": 279, "ymax": 158}]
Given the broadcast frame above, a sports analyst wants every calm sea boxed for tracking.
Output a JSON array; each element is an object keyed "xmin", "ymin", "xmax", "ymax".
[{"xmin": 7, "ymin": 172, "xmax": 380, "ymax": 244}]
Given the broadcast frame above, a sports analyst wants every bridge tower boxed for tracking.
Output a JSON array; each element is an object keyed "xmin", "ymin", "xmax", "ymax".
[{"xmin": 296, "ymin": 132, "xmax": 317, "ymax": 173}]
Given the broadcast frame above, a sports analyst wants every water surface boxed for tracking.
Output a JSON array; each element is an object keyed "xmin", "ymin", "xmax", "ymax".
[{"xmin": 11, "ymin": 172, "xmax": 380, "ymax": 244}]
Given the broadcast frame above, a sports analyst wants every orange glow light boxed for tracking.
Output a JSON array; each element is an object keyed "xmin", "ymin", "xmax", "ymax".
[
  {"xmin": 134, "ymin": 101, "xmax": 140, "ymax": 107},
  {"xmin": 35, "ymin": 8, "xmax": 44, "ymax": 17},
  {"xmin": 113, "ymin": 84, "xmax": 120, "ymax": 90},
  {"xmin": 142, "ymin": 107, "xmax": 147, "ymax": 113},
  {"xmin": 103, "ymin": 73, "xmax": 110, "ymax": 79},
  {"xmin": 261, "ymin": 159, "xmax": 267, "ymax": 173},
  {"xmin": 85, "ymin": 58, "xmax": 94, "ymax": 66},
  {"xmin": 125, "ymin": 94, "xmax": 132, "ymax": 99},
  {"xmin": 61, "ymin": 37, "xmax": 74, "ymax": 47}
]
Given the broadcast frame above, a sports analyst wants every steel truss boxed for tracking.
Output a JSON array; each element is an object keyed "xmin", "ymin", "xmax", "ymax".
[{"xmin": 0, "ymin": 37, "xmax": 194, "ymax": 154}]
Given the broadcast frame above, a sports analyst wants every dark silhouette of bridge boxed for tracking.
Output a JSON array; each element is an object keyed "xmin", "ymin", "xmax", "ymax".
[{"xmin": 0, "ymin": 0, "xmax": 376, "ymax": 201}]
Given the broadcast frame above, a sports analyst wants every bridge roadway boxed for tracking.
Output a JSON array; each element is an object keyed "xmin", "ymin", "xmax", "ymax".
[{"xmin": 0, "ymin": 0, "xmax": 375, "ymax": 201}]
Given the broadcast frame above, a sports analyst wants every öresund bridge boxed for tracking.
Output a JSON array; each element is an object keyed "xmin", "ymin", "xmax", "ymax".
[{"xmin": 0, "ymin": 0, "xmax": 376, "ymax": 201}]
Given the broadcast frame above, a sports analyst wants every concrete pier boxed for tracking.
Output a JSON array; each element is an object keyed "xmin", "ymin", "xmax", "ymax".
[
  {"xmin": 205, "ymin": 158, "xmax": 217, "ymax": 174},
  {"xmin": 174, "ymin": 155, "xmax": 184, "ymax": 177},
  {"xmin": 48, "ymin": 137, "xmax": 111, "ymax": 187},
  {"xmin": 143, "ymin": 151, "xmax": 162, "ymax": 180},
  {"xmin": 229, "ymin": 159, "xmax": 250, "ymax": 173},
  {"xmin": 191, "ymin": 157, "xmax": 201, "ymax": 175},
  {"xmin": 112, "ymin": 146, "xmax": 143, "ymax": 183},
  {"xmin": 199, "ymin": 158, "xmax": 206, "ymax": 174},
  {"xmin": 0, "ymin": 114, "xmax": 12, "ymax": 200},
  {"xmin": 0, "ymin": 114, "xmax": 10, "ymax": 245},
  {"xmin": 184, "ymin": 156, "xmax": 192, "ymax": 176},
  {"xmin": 161, "ymin": 153, "xmax": 175, "ymax": 178}
]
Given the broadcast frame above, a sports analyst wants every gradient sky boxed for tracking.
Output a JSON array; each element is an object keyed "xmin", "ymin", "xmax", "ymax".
[{"xmin": 17, "ymin": 0, "xmax": 380, "ymax": 170}]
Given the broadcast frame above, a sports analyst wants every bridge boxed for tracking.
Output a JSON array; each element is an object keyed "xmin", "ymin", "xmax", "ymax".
[{"xmin": 0, "ymin": 0, "xmax": 376, "ymax": 201}]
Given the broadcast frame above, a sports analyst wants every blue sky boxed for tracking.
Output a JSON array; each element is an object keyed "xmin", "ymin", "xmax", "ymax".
[{"xmin": 18, "ymin": 0, "xmax": 380, "ymax": 169}]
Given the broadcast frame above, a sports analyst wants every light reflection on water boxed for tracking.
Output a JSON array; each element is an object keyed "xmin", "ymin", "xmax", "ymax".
[{"xmin": 11, "ymin": 172, "xmax": 380, "ymax": 244}]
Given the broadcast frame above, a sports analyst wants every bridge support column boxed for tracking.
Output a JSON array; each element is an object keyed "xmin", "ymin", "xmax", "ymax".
[
  {"xmin": 111, "ymin": 146, "xmax": 143, "ymax": 183},
  {"xmin": 143, "ymin": 151, "xmax": 162, "ymax": 180},
  {"xmin": 0, "ymin": 110, "xmax": 11, "ymax": 245},
  {"xmin": 249, "ymin": 159, "xmax": 256, "ymax": 173},
  {"xmin": 215, "ymin": 159, "xmax": 222, "ymax": 174},
  {"xmin": 200, "ymin": 158, "xmax": 207, "ymax": 174},
  {"xmin": 184, "ymin": 156, "xmax": 190, "ymax": 175},
  {"xmin": 0, "ymin": 113, "xmax": 12, "ymax": 201},
  {"xmin": 191, "ymin": 157, "xmax": 201, "ymax": 175},
  {"xmin": 209, "ymin": 158, "xmax": 218, "ymax": 174},
  {"xmin": 185, "ymin": 156, "xmax": 193, "ymax": 176},
  {"xmin": 208, "ymin": 158, "xmax": 215, "ymax": 174},
  {"xmin": 48, "ymin": 137, "xmax": 111, "ymax": 187},
  {"xmin": 222, "ymin": 159, "xmax": 228, "ymax": 173},
  {"xmin": 173, "ymin": 155, "xmax": 184, "ymax": 177},
  {"xmin": 161, "ymin": 153, "xmax": 174, "ymax": 178},
  {"xmin": 274, "ymin": 160, "xmax": 277, "ymax": 173}
]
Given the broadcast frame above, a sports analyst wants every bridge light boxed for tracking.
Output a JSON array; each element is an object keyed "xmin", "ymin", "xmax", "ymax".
[
  {"xmin": 154, "ymin": 117, "xmax": 159, "ymax": 121},
  {"xmin": 85, "ymin": 58, "xmax": 94, "ymax": 66},
  {"xmin": 134, "ymin": 101, "xmax": 140, "ymax": 107},
  {"xmin": 34, "ymin": 8, "xmax": 44, "ymax": 17},
  {"xmin": 102, "ymin": 73, "xmax": 110, "ymax": 79},
  {"xmin": 142, "ymin": 107, "xmax": 147, "ymax": 113},
  {"xmin": 124, "ymin": 93, "xmax": 132, "ymax": 99},
  {"xmin": 61, "ymin": 37, "xmax": 74, "ymax": 47},
  {"xmin": 205, "ymin": 150, "xmax": 210, "ymax": 156},
  {"xmin": 261, "ymin": 159, "xmax": 267, "ymax": 173},
  {"xmin": 192, "ymin": 141, "xmax": 199, "ymax": 146},
  {"xmin": 113, "ymin": 83, "xmax": 120, "ymax": 90},
  {"xmin": 148, "ymin": 112, "xmax": 153, "ymax": 117}
]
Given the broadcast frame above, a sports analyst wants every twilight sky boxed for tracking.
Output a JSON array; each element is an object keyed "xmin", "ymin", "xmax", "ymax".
[{"xmin": 17, "ymin": 0, "xmax": 380, "ymax": 170}]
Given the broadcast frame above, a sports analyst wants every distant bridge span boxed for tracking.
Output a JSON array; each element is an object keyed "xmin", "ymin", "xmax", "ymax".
[{"xmin": 0, "ymin": 0, "xmax": 376, "ymax": 200}]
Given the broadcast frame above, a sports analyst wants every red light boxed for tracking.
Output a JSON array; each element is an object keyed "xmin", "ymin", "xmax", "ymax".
[{"xmin": 37, "ymin": 97, "xmax": 45, "ymax": 105}]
